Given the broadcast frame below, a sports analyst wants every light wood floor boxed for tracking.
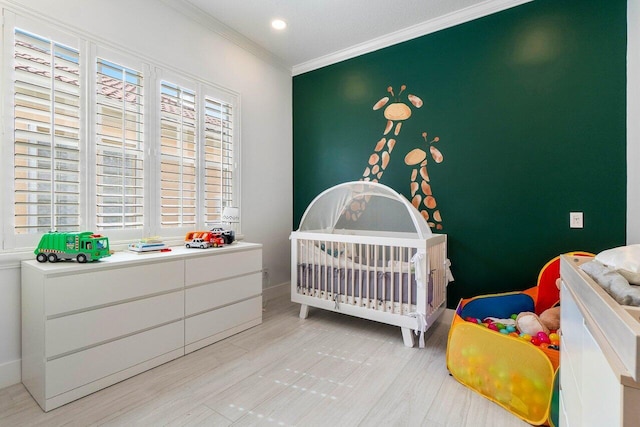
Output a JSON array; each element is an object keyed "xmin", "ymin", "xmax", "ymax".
[{"xmin": 0, "ymin": 296, "xmax": 528, "ymax": 426}]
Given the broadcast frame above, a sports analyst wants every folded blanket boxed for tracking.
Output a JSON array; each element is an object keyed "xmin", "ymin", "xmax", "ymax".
[{"xmin": 580, "ymin": 260, "xmax": 640, "ymax": 306}]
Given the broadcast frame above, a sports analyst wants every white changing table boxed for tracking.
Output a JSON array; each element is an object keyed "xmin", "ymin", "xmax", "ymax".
[{"xmin": 559, "ymin": 255, "xmax": 640, "ymax": 427}]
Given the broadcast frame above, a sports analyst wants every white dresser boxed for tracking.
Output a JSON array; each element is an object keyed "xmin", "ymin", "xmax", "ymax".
[
  {"xmin": 559, "ymin": 255, "xmax": 640, "ymax": 427},
  {"xmin": 21, "ymin": 242, "xmax": 262, "ymax": 411}
]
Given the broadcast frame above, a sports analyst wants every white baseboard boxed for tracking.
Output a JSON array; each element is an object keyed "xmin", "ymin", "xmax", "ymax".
[
  {"xmin": 0, "ymin": 359, "xmax": 21, "ymax": 389},
  {"xmin": 263, "ymin": 281, "xmax": 289, "ymax": 302}
]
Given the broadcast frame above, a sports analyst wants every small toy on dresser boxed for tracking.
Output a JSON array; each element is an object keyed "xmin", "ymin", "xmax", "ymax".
[
  {"xmin": 128, "ymin": 236, "xmax": 167, "ymax": 253},
  {"xmin": 209, "ymin": 226, "xmax": 235, "ymax": 244},
  {"xmin": 35, "ymin": 231, "xmax": 111, "ymax": 263},
  {"xmin": 184, "ymin": 230, "xmax": 225, "ymax": 248}
]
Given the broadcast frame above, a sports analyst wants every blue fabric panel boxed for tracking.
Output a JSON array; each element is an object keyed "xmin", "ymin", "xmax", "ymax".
[{"xmin": 460, "ymin": 293, "xmax": 535, "ymax": 320}]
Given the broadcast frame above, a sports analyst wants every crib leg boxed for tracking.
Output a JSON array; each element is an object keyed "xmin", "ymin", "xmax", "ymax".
[
  {"xmin": 401, "ymin": 327, "xmax": 415, "ymax": 347},
  {"xmin": 299, "ymin": 304, "xmax": 309, "ymax": 319}
]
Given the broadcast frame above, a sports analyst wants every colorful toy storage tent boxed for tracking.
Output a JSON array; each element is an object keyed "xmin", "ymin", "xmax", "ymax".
[{"xmin": 446, "ymin": 253, "xmax": 591, "ymax": 426}]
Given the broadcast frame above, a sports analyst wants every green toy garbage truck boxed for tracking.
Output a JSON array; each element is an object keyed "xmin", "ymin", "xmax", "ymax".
[{"xmin": 34, "ymin": 231, "xmax": 111, "ymax": 263}]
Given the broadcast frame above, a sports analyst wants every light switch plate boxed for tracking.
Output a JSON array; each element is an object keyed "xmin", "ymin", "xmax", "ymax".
[{"xmin": 570, "ymin": 212, "xmax": 583, "ymax": 228}]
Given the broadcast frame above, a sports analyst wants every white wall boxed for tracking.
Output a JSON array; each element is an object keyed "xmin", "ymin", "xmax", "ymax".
[
  {"xmin": 0, "ymin": 0, "xmax": 292, "ymax": 388},
  {"xmin": 629, "ymin": 0, "xmax": 640, "ymax": 244}
]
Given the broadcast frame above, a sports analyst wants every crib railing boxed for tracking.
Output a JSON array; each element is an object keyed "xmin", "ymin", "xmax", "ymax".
[{"xmin": 291, "ymin": 232, "xmax": 448, "ymax": 318}]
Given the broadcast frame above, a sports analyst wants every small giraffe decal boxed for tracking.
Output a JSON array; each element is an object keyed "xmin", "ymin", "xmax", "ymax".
[{"xmin": 405, "ymin": 132, "xmax": 444, "ymax": 230}]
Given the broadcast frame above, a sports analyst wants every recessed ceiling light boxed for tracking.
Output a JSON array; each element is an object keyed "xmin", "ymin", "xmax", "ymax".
[{"xmin": 271, "ymin": 19, "xmax": 287, "ymax": 30}]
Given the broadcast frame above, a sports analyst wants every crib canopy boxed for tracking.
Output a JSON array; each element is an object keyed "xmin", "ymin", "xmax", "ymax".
[{"xmin": 297, "ymin": 181, "xmax": 433, "ymax": 239}]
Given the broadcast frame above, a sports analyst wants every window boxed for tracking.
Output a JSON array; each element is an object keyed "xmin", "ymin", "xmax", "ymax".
[
  {"xmin": 13, "ymin": 28, "xmax": 81, "ymax": 235},
  {"xmin": 96, "ymin": 58, "xmax": 144, "ymax": 230},
  {"xmin": 160, "ymin": 81, "xmax": 197, "ymax": 228},
  {"xmin": 2, "ymin": 12, "xmax": 239, "ymax": 251},
  {"xmin": 203, "ymin": 95, "xmax": 234, "ymax": 225},
  {"xmin": 159, "ymin": 79, "xmax": 237, "ymax": 231}
]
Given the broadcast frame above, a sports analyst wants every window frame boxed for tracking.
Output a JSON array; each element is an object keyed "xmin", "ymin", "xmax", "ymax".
[
  {"xmin": 2, "ymin": 11, "xmax": 86, "ymax": 250},
  {"xmin": 156, "ymin": 70, "xmax": 240, "ymax": 238},
  {"xmin": 90, "ymin": 45, "xmax": 151, "ymax": 243}
]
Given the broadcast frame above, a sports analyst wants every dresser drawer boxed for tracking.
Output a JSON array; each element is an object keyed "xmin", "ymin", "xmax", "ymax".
[
  {"xmin": 46, "ymin": 290, "xmax": 184, "ymax": 358},
  {"xmin": 46, "ymin": 320, "xmax": 184, "ymax": 398},
  {"xmin": 185, "ymin": 272, "xmax": 261, "ymax": 316},
  {"xmin": 185, "ymin": 249, "xmax": 261, "ymax": 285},
  {"xmin": 559, "ymin": 351, "xmax": 582, "ymax": 427},
  {"xmin": 45, "ymin": 260, "xmax": 184, "ymax": 316},
  {"xmin": 185, "ymin": 296, "xmax": 261, "ymax": 346}
]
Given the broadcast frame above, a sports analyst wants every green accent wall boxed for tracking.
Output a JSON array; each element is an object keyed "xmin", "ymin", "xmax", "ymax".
[{"xmin": 293, "ymin": 0, "xmax": 627, "ymax": 306}]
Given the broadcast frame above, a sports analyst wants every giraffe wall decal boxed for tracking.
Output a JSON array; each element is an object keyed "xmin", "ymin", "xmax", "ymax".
[
  {"xmin": 347, "ymin": 84, "xmax": 446, "ymax": 230},
  {"xmin": 405, "ymin": 132, "xmax": 444, "ymax": 230},
  {"xmin": 361, "ymin": 85, "xmax": 422, "ymax": 183}
]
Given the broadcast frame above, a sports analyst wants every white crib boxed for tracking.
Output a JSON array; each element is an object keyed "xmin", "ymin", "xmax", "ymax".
[{"xmin": 290, "ymin": 181, "xmax": 450, "ymax": 347}]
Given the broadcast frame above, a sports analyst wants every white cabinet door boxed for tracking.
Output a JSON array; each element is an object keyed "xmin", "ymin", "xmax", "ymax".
[
  {"xmin": 581, "ymin": 324, "xmax": 621, "ymax": 427},
  {"xmin": 560, "ymin": 282, "xmax": 583, "ymax": 427}
]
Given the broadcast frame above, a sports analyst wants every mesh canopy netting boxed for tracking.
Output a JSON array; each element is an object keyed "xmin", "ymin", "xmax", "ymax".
[{"xmin": 297, "ymin": 181, "xmax": 433, "ymax": 239}]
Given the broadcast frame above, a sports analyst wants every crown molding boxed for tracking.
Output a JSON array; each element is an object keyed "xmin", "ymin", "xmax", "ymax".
[
  {"xmin": 292, "ymin": 0, "xmax": 532, "ymax": 76},
  {"xmin": 158, "ymin": 0, "xmax": 292, "ymax": 74}
]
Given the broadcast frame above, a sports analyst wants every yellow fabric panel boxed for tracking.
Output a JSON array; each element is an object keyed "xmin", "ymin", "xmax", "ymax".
[{"xmin": 447, "ymin": 316, "xmax": 555, "ymax": 425}]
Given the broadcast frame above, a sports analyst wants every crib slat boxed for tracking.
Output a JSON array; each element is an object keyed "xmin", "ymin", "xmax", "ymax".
[
  {"xmin": 330, "ymin": 240, "xmax": 335, "ymax": 301},
  {"xmin": 373, "ymin": 245, "xmax": 377, "ymax": 310},
  {"xmin": 399, "ymin": 247, "xmax": 404, "ymax": 314},
  {"xmin": 408, "ymin": 247, "xmax": 413, "ymax": 312},
  {"xmin": 350, "ymin": 242, "xmax": 355, "ymax": 305},
  {"xmin": 307, "ymin": 239, "xmax": 311, "ymax": 294},
  {"xmin": 388, "ymin": 246, "xmax": 393, "ymax": 314}
]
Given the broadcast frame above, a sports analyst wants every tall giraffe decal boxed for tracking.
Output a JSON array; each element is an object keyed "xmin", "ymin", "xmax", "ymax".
[
  {"xmin": 346, "ymin": 84, "xmax": 447, "ymax": 231},
  {"xmin": 346, "ymin": 85, "xmax": 423, "ymax": 222},
  {"xmin": 405, "ymin": 132, "xmax": 444, "ymax": 230}
]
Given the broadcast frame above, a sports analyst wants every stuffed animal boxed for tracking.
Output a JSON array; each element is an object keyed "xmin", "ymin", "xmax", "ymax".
[
  {"xmin": 539, "ymin": 306, "xmax": 560, "ymax": 331},
  {"xmin": 516, "ymin": 311, "xmax": 550, "ymax": 336},
  {"xmin": 516, "ymin": 278, "xmax": 561, "ymax": 335}
]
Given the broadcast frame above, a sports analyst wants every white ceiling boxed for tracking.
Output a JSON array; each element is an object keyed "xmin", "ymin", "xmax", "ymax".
[{"xmin": 165, "ymin": 0, "xmax": 529, "ymax": 74}]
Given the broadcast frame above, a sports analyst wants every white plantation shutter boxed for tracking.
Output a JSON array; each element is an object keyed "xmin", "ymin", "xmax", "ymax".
[
  {"xmin": 160, "ymin": 81, "xmax": 197, "ymax": 228},
  {"xmin": 204, "ymin": 96, "xmax": 234, "ymax": 224},
  {"xmin": 3, "ymin": 14, "xmax": 241, "ymax": 249},
  {"xmin": 13, "ymin": 29, "xmax": 81, "ymax": 235},
  {"xmin": 96, "ymin": 58, "xmax": 144, "ymax": 230}
]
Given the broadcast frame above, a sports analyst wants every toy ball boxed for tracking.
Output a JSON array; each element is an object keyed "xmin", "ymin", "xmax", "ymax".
[
  {"xmin": 536, "ymin": 332, "xmax": 551, "ymax": 344},
  {"xmin": 520, "ymin": 333, "xmax": 532, "ymax": 342},
  {"xmin": 530, "ymin": 337, "xmax": 542, "ymax": 346},
  {"xmin": 499, "ymin": 329, "xmax": 509, "ymax": 334},
  {"xmin": 506, "ymin": 325, "xmax": 516, "ymax": 333},
  {"xmin": 549, "ymin": 332, "xmax": 560, "ymax": 341},
  {"xmin": 465, "ymin": 316, "xmax": 477, "ymax": 323},
  {"xmin": 495, "ymin": 323, "xmax": 505, "ymax": 330},
  {"xmin": 487, "ymin": 323, "xmax": 499, "ymax": 331},
  {"xmin": 510, "ymin": 313, "xmax": 518, "ymax": 320}
]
